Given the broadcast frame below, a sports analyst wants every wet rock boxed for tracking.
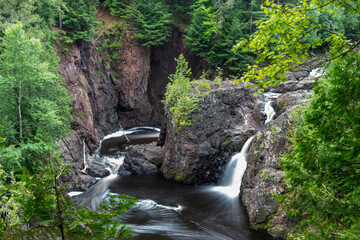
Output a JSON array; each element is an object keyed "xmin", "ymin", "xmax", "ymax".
[
  {"xmin": 161, "ymin": 81, "xmax": 263, "ymax": 184},
  {"xmin": 122, "ymin": 144, "xmax": 162, "ymax": 175},
  {"xmin": 88, "ymin": 163, "xmax": 110, "ymax": 178},
  {"xmin": 241, "ymin": 89, "xmax": 311, "ymax": 238}
]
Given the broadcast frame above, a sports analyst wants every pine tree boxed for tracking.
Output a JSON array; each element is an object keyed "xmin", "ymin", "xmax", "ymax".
[
  {"xmin": 184, "ymin": 0, "xmax": 219, "ymax": 57},
  {"xmin": 129, "ymin": 0, "xmax": 173, "ymax": 47}
]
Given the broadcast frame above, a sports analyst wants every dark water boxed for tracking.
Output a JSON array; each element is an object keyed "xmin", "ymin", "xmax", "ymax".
[
  {"xmin": 74, "ymin": 126, "xmax": 276, "ymax": 240},
  {"xmin": 109, "ymin": 174, "xmax": 276, "ymax": 240}
]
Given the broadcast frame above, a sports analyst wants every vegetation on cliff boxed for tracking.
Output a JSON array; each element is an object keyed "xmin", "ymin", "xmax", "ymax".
[
  {"xmin": 0, "ymin": 0, "xmax": 359, "ymax": 238},
  {"xmin": 238, "ymin": 0, "xmax": 360, "ymax": 238},
  {"xmin": 163, "ymin": 54, "xmax": 199, "ymax": 129},
  {"xmin": 279, "ymin": 53, "xmax": 360, "ymax": 239}
]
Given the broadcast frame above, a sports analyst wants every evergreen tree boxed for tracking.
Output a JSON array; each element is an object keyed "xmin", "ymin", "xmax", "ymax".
[
  {"xmin": 129, "ymin": 0, "xmax": 173, "ymax": 47},
  {"xmin": 184, "ymin": 0, "xmax": 220, "ymax": 57},
  {"xmin": 279, "ymin": 52, "xmax": 360, "ymax": 239},
  {"xmin": 61, "ymin": 0, "xmax": 99, "ymax": 42}
]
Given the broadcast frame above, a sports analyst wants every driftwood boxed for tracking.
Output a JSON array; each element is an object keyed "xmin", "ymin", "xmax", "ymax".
[{"xmin": 80, "ymin": 139, "xmax": 89, "ymax": 174}]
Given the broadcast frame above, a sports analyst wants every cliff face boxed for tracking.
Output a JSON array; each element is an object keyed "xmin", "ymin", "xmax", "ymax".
[
  {"xmin": 56, "ymin": 22, "xmax": 190, "ymax": 190},
  {"xmin": 241, "ymin": 77, "xmax": 314, "ymax": 238},
  {"xmin": 56, "ymin": 40, "xmax": 119, "ymax": 190}
]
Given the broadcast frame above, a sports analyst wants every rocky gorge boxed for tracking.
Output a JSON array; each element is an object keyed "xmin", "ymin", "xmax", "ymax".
[{"xmin": 56, "ymin": 13, "xmax": 318, "ymax": 238}]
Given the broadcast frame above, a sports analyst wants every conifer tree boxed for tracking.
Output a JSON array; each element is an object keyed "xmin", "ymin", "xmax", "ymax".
[{"xmin": 129, "ymin": 0, "xmax": 173, "ymax": 47}]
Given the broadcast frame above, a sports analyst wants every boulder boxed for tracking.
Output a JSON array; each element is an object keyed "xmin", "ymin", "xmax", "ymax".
[
  {"xmin": 161, "ymin": 81, "xmax": 264, "ymax": 184},
  {"xmin": 122, "ymin": 144, "xmax": 162, "ymax": 175}
]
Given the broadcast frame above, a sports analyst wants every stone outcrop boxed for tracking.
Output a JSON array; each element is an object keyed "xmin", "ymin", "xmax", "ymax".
[
  {"xmin": 120, "ymin": 143, "xmax": 162, "ymax": 175},
  {"xmin": 241, "ymin": 84, "xmax": 313, "ymax": 238},
  {"xmin": 161, "ymin": 81, "xmax": 264, "ymax": 184}
]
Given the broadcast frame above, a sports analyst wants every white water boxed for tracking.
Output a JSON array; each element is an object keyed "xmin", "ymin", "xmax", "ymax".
[
  {"xmin": 71, "ymin": 155, "xmax": 125, "ymax": 210},
  {"xmin": 213, "ymin": 136, "xmax": 254, "ymax": 198},
  {"xmin": 264, "ymin": 92, "xmax": 281, "ymax": 124},
  {"xmin": 214, "ymin": 93, "xmax": 280, "ymax": 198},
  {"xmin": 309, "ymin": 67, "xmax": 324, "ymax": 78}
]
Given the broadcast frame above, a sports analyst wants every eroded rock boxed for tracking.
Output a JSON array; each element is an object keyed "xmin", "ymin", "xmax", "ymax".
[{"xmin": 161, "ymin": 81, "xmax": 263, "ymax": 184}]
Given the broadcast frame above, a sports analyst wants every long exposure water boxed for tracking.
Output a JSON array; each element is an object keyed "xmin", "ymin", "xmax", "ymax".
[
  {"xmin": 73, "ymin": 96, "xmax": 282, "ymax": 239},
  {"xmin": 110, "ymin": 174, "xmax": 275, "ymax": 240}
]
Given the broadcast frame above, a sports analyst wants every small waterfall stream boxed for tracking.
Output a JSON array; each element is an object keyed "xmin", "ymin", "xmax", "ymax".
[
  {"xmin": 212, "ymin": 136, "xmax": 254, "ymax": 198},
  {"xmin": 213, "ymin": 92, "xmax": 281, "ymax": 198}
]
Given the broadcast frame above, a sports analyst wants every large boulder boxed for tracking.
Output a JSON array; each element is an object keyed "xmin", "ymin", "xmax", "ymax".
[
  {"xmin": 121, "ymin": 143, "xmax": 162, "ymax": 175},
  {"xmin": 161, "ymin": 82, "xmax": 264, "ymax": 184}
]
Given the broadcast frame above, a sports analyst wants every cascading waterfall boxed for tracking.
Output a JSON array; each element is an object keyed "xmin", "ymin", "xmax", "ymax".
[
  {"xmin": 68, "ymin": 125, "xmax": 275, "ymax": 239},
  {"xmin": 213, "ymin": 136, "xmax": 254, "ymax": 198},
  {"xmin": 264, "ymin": 92, "xmax": 281, "ymax": 124},
  {"xmin": 214, "ymin": 92, "xmax": 281, "ymax": 198},
  {"xmin": 71, "ymin": 154, "xmax": 125, "ymax": 210}
]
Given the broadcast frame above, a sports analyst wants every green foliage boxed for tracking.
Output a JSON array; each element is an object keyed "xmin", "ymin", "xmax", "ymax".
[
  {"xmin": 97, "ymin": 24, "xmax": 125, "ymax": 60},
  {"xmin": 0, "ymin": 23, "xmax": 71, "ymax": 172},
  {"xmin": 213, "ymin": 67, "xmax": 223, "ymax": 85},
  {"xmin": 129, "ymin": 0, "xmax": 172, "ymax": 47},
  {"xmin": 106, "ymin": 0, "xmax": 172, "ymax": 47},
  {"xmin": 164, "ymin": 54, "xmax": 199, "ymax": 129},
  {"xmin": 167, "ymin": 0, "xmax": 194, "ymax": 25},
  {"xmin": 184, "ymin": 0, "xmax": 219, "ymax": 57},
  {"xmin": 105, "ymin": 0, "xmax": 132, "ymax": 17},
  {"xmin": 278, "ymin": 52, "xmax": 360, "ymax": 239},
  {"xmin": 235, "ymin": 0, "xmax": 360, "ymax": 90},
  {"xmin": 196, "ymin": 81, "xmax": 211, "ymax": 92},
  {"xmin": 0, "ymin": 154, "xmax": 137, "ymax": 239},
  {"xmin": 261, "ymin": 169, "xmax": 270, "ymax": 180},
  {"xmin": 61, "ymin": 0, "xmax": 99, "ymax": 42},
  {"xmin": 0, "ymin": 23, "xmax": 71, "ymax": 144}
]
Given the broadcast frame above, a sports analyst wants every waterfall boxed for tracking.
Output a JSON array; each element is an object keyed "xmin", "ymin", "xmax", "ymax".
[
  {"xmin": 69, "ymin": 126, "xmax": 160, "ymax": 209},
  {"xmin": 71, "ymin": 154, "xmax": 125, "ymax": 210},
  {"xmin": 309, "ymin": 67, "xmax": 324, "ymax": 78},
  {"xmin": 213, "ymin": 136, "xmax": 254, "ymax": 198},
  {"xmin": 214, "ymin": 92, "xmax": 280, "ymax": 198},
  {"xmin": 264, "ymin": 92, "xmax": 281, "ymax": 124}
]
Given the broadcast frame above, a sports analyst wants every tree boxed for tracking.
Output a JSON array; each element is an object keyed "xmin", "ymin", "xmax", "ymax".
[
  {"xmin": 60, "ymin": 0, "xmax": 99, "ymax": 42},
  {"xmin": 128, "ymin": 0, "xmax": 173, "ymax": 47},
  {"xmin": 278, "ymin": 52, "xmax": 360, "ymax": 239},
  {"xmin": 0, "ymin": 151, "xmax": 137, "ymax": 239},
  {"xmin": 0, "ymin": 23, "xmax": 71, "ymax": 172},
  {"xmin": 184, "ymin": 0, "xmax": 220, "ymax": 57},
  {"xmin": 234, "ymin": 0, "xmax": 360, "ymax": 90},
  {"xmin": 164, "ymin": 54, "xmax": 199, "ymax": 129}
]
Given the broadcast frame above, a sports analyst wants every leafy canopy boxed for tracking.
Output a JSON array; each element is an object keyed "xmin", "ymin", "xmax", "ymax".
[
  {"xmin": 235, "ymin": 0, "xmax": 360, "ymax": 91},
  {"xmin": 0, "ymin": 23, "xmax": 71, "ymax": 173}
]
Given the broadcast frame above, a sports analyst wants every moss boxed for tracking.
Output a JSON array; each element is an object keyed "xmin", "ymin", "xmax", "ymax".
[{"xmin": 261, "ymin": 169, "xmax": 270, "ymax": 180}]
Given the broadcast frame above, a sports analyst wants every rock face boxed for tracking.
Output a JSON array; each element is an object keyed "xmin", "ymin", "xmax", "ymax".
[
  {"xmin": 56, "ymin": 30, "xmax": 156, "ymax": 190},
  {"xmin": 56, "ymin": 40, "xmax": 119, "ymax": 191},
  {"xmin": 121, "ymin": 143, "xmax": 162, "ymax": 175},
  {"xmin": 241, "ymin": 85, "xmax": 313, "ymax": 238},
  {"xmin": 161, "ymin": 82, "xmax": 264, "ymax": 184},
  {"xmin": 56, "ymin": 22, "xmax": 196, "ymax": 190}
]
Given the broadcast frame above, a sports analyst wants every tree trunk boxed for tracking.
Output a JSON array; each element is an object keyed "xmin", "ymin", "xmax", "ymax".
[
  {"xmin": 59, "ymin": 4, "xmax": 62, "ymax": 30},
  {"xmin": 18, "ymin": 82, "xmax": 23, "ymax": 142}
]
